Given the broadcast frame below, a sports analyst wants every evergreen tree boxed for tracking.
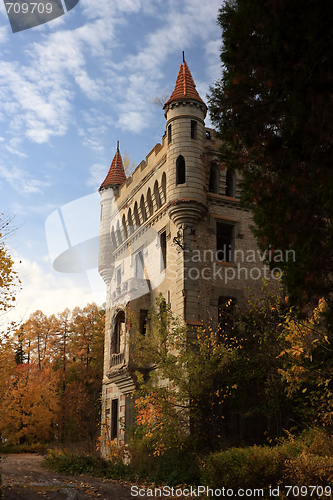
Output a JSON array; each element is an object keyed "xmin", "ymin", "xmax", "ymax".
[{"xmin": 208, "ymin": 0, "xmax": 333, "ymax": 310}]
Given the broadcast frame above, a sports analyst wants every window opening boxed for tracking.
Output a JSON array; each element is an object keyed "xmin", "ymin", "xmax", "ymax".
[
  {"xmin": 216, "ymin": 223, "xmax": 233, "ymax": 262},
  {"xmin": 168, "ymin": 124, "xmax": 172, "ymax": 144},
  {"xmin": 139, "ymin": 309, "xmax": 148, "ymax": 335},
  {"xmin": 111, "ymin": 398, "xmax": 118, "ymax": 440},
  {"xmin": 191, "ymin": 120, "xmax": 197, "ymax": 139},
  {"xmin": 218, "ymin": 296, "xmax": 236, "ymax": 333},
  {"xmin": 160, "ymin": 231, "xmax": 167, "ymax": 272},
  {"xmin": 140, "ymin": 195, "xmax": 147, "ymax": 222},
  {"xmin": 135, "ymin": 251, "xmax": 144, "ymax": 279},
  {"xmin": 176, "ymin": 156, "xmax": 186, "ymax": 185},
  {"xmin": 209, "ymin": 165, "xmax": 219, "ymax": 194},
  {"xmin": 112, "ymin": 311, "xmax": 125, "ymax": 354},
  {"xmin": 116, "ymin": 268, "xmax": 121, "ymax": 287}
]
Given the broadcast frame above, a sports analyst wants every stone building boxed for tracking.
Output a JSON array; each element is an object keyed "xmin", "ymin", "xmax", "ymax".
[{"xmin": 98, "ymin": 56, "xmax": 280, "ymax": 449}]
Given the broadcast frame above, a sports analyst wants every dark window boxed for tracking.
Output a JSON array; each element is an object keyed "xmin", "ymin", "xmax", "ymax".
[
  {"xmin": 112, "ymin": 312, "xmax": 124, "ymax": 354},
  {"xmin": 209, "ymin": 165, "xmax": 219, "ymax": 194},
  {"xmin": 154, "ymin": 181, "xmax": 161, "ymax": 209},
  {"xmin": 168, "ymin": 124, "xmax": 172, "ymax": 144},
  {"xmin": 206, "ymin": 130, "xmax": 211, "ymax": 140},
  {"xmin": 218, "ymin": 296, "xmax": 236, "ymax": 333},
  {"xmin": 135, "ymin": 251, "xmax": 144, "ymax": 279},
  {"xmin": 161, "ymin": 172, "xmax": 166, "ymax": 203},
  {"xmin": 128, "ymin": 209, "xmax": 133, "ymax": 235},
  {"xmin": 139, "ymin": 309, "xmax": 148, "ymax": 335},
  {"xmin": 111, "ymin": 398, "xmax": 118, "ymax": 440},
  {"xmin": 140, "ymin": 195, "xmax": 147, "ymax": 222},
  {"xmin": 160, "ymin": 231, "xmax": 167, "ymax": 272},
  {"xmin": 176, "ymin": 156, "xmax": 186, "ymax": 185},
  {"xmin": 191, "ymin": 120, "xmax": 197, "ymax": 139},
  {"xmin": 147, "ymin": 188, "xmax": 153, "ymax": 216},
  {"xmin": 216, "ymin": 223, "xmax": 233, "ymax": 262},
  {"xmin": 225, "ymin": 170, "xmax": 234, "ymax": 197}
]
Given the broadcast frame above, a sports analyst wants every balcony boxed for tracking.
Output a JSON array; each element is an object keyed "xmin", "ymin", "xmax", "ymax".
[
  {"xmin": 111, "ymin": 277, "xmax": 150, "ymax": 305},
  {"xmin": 110, "ymin": 352, "xmax": 125, "ymax": 367}
]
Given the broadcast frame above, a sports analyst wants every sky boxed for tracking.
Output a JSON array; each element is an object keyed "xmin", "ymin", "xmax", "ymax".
[{"xmin": 0, "ymin": 0, "xmax": 223, "ymax": 328}]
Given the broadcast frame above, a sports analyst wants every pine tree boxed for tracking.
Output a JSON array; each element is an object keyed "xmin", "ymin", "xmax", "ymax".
[{"xmin": 208, "ymin": 0, "xmax": 333, "ymax": 309}]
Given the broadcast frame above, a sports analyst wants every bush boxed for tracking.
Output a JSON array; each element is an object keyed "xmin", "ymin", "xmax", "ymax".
[
  {"xmin": 130, "ymin": 444, "xmax": 200, "ymax": 485},
  {"xmin": 201, "ymin": 430, "xmax": 333, "ymax": 498},
  {"xmin": 44, "ymin": 448, "xmax": 132, "ymax": 480}
]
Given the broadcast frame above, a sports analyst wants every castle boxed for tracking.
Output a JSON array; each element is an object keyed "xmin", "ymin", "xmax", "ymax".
[{"xmin": 98, "ymin": 56, "xmax": 280, "ymax": 448}]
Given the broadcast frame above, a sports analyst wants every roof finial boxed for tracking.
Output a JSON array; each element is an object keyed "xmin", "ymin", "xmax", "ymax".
[
  {"xmin": 117, "ymin": 140, "xmax": 119, "ymax": 151},
  {"xmin": 182, "ymin": 51, "xmax": 185, "ymax": 63}
]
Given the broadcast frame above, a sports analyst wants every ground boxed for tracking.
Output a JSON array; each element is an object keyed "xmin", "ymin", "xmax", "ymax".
[{"xmin": 1, "ymin": 454, "xmax": 131, "ymax": 500}]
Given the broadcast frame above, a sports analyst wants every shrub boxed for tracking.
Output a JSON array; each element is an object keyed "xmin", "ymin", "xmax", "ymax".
[
  {"xmin": 44, "ymin": 448, "xmax": 131, "ymax": 480},
  {"xmin": 201, "ymin": 430, "xmax": 333, "ymax": 497}
]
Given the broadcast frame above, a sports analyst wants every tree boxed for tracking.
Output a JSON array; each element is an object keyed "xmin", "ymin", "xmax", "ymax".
[
  {"xmin": 0, "ymin": 213, "xmax": 20, "ymax": 315},
  {"xmin": 0, "ymin": 364, "xmax": 60, "ymax": 444},
  {"xmin": 208, "ymin": 0, "xmax": 333, "ymax": 309},
  {"xmin": 129, "ymin": 295, "xmax": 230, "ymax": 454},
  {"xmin": 0, "ymin": 303, "xmax": 105, "ymax": 445}
]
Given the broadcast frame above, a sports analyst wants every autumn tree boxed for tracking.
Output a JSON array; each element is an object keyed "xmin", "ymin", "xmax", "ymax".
[
  {"xmin": 0, "ymin": 303, "xmax": 104, "ymax": 445},
  {"xmin": 0, "ymin": 364, "xmax": 60, "ymax": 444},
  {"xmin": 0, "ymin": 212, "xmax": 20, "ymax": 315},
  {"xmin": 129, "ymin": 295, "xmax": 230, "ymax": 454},
  {"xmin": 278, "ymin": 299, "xmax": 333, "ymax": 427},
  {"xmin": 208, "ymin": 0, "xmax": 333, "ymax": 309}
]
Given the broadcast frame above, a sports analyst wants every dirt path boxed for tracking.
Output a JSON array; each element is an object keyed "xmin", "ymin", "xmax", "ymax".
[{"xmin": 1, "ymin": 454, "xmax": 132, "ymax": 500}]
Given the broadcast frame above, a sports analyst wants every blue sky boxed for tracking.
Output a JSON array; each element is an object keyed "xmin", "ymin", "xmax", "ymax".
[{"xmin": 0, "ymin": 0, "xmax": 222, "ymax": 326}]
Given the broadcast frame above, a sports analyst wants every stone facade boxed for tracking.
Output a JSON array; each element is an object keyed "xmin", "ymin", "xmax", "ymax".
[{"xmin": 98, "ymin": 59, "xmax": 280, "ymax": 451}]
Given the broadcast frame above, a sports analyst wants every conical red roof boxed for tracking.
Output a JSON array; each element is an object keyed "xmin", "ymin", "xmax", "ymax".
[
  {"xmin": 164, "ymin": 59, "xmax": 205, "ymax": 108},
  {"xmin": 99, "ymin": 147, "xmax": 126, "ymax": 191}
]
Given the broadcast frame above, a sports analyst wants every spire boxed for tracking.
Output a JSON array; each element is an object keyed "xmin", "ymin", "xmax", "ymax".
[
  {"xmin": 163, "ymin": 54, "xmax": 205, "ymax": 108},
  {"xmin": 99, "ymin": 143, "xmax": 126, "ymax": 191}
]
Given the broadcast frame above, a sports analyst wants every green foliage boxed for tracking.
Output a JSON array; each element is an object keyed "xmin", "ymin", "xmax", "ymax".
[
  {"xmin": 208, "ymin": 0, "xmax": 333, "ymax": 309},
  {"xmin": 129, "ymin": 445, "xmax": 200, "ymax": 485},
  {"xmin": 45, "ymin": 446, "xmax": 200, "ymax": 486},
  {"xmin": 129, "ymin": 294, "xmax": 230, "ymax": 453},
  {"xmin": 201, "ymin": 429, "xmax": 333, "ymax": 495},
  {"xmin": 44, "ymin": 448, "xmax": 131, "ymax": 479},
  {"xmin": 216, "ymin": 290, "xmax": 291, "ymax": 441}
]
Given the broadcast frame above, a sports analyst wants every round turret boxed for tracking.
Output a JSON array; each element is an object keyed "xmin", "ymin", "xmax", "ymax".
[
  {"xmin": 163, "ymin": 55, "xmax": 208, "ymax": 228},
  {"xmin": 98, "ymin": 144, "xmax": 126, "ymax": 283}
]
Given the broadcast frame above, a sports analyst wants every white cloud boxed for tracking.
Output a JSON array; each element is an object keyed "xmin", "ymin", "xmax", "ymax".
[
  {"xmin": 86, "ymin": 163, "xmax": 107, "ymax": 188},
  {"xmin": 3, "ymin": 255, "xmax": 100, "ymax": 326},
  {"xmin": 0, "ymin": 164, "xmax": 51, "ymax": 194}
]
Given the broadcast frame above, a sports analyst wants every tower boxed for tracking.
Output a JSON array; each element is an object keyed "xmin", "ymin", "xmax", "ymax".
[
  {"xmin": 98, "ymin": 143, "xmax": 126, "ymax": 284},
  {"xmin": 164, "ymin": 53, "xmax": 208, "ymax": 228}
]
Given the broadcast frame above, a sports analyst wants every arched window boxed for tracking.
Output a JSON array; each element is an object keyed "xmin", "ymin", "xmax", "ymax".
[
  {"xmin": 147, "ymin": 188, "xmax": 153, "ymax": 217},
  {"xmin": 128, "ymin": 208, "xmax": 134, "ymax": 235},
  {"xmin": 161, "ymin": 172, "xmax": 166, "ymax": 204},
  {"xmin": 168, "ymin": 124, "xmax": 172, "ymax": 144},
  {"xmin": 122, "ymin": 214, "xmax": 127, "ymax": 240},
  {"xmin": 111, "ymin": 311, "xmax": 125, "ymax": 355},
  {"xmin": 209, "ymin": 163, "xmax": 219, "ymax": 194},
  {"xmin": 134, "ymin": 202, "xmax": 140, "ymax": 226},
  {"xmin": 225, "ymin": 170, "xmax": 234, "ymax": 197},
  {"xmin": 140, "ymin": 194, "xmax": 147, "ymax": 223},
  {"xmin": 176, "ymin": 155, "xmax": 185, "ymax": 185},
  {"xmin": 111, "ymin": 226, "xmax": 117, "ymax": 249},
  {"xmin": 116, "ymin": 220, "xmax": 122, "ymax": 244},
  {"xmin": 154, "ymin": 180, "xmax": 161, "ymax": 210}
]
